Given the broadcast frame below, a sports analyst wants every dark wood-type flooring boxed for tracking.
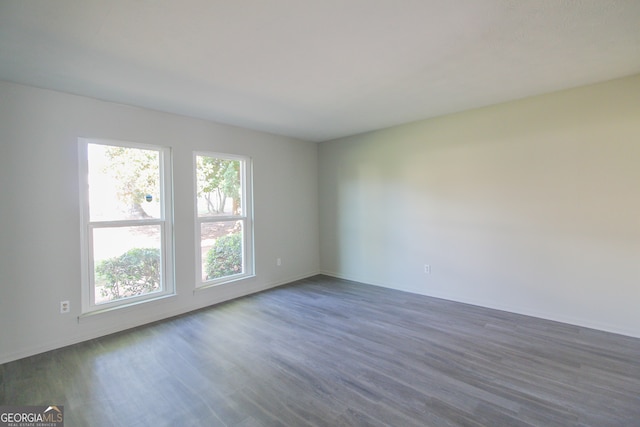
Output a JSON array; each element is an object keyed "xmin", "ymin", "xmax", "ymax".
[{"xmin": 2, "ymin": 275, "xmax": 640, "ymax": 426}]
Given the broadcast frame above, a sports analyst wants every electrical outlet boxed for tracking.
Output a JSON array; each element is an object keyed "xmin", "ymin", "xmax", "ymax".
[
  {"xmin": 60, "ymin": 300, "xmax": 70, "ymax": 314},
  {"xmin": 424, "ymin": 264, "xmax": 431, "ymax": 274},
  {"xmin": 276, "ymin": 257, "xmax": 282, "ymax": 267}
]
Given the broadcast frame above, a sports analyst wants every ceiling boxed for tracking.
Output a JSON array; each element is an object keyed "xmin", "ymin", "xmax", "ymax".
[{"xmin": 1, "ymin": 1, "xmax": 639, "ymax": 142}]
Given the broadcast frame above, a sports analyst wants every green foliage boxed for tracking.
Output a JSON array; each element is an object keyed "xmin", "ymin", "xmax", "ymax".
[
  {"xmin": 222, "ymin": 161, "xmax": 240, "ymax": 200},
  {"xmin": 205, "ymin": 233, "xmax": 242, "ymax": 280},
  {"xmin": 96, "ymin": 248, "xmax": 160, "ymax": 301},
  {"xmin": 103, "ymin": 146, "xmax": 159, "ymax": 218},
  {"xmin": 196, "ymin": 156, "xmax": 241, "ymax": 214}
]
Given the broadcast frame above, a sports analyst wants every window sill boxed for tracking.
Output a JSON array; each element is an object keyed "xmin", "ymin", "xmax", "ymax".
[
  {"xmin": 78, "ymin": 293, "xmax": 176, "ymax": 323},
  {"xmin": 194, "ymin": 273, "xmax": 256, "ymax": 294}
]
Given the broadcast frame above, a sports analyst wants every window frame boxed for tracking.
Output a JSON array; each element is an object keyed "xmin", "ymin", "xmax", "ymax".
[
  {"xmin": 78, "ymin": 138, "xmax": 175, "ymax": 314},
  {"xmin": 194, "ymin": 151, "xmax": 254, "ymax": 288}
]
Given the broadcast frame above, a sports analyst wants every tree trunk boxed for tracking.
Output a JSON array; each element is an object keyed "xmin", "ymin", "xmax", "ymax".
[
  {"xmin": 205, "ymin": 193, "xmax": 214, "ymax": 213},
  {"xmin": 129, "ymin": 202, "xmax": 151, "ymax": 218}
]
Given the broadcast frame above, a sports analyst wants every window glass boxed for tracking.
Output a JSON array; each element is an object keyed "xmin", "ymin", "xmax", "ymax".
[
  {"xmin": 196, "ymin": 157, "xmax": 242, "ymax": 217},
  {"xmin": 88, "ymin": 144, "xmax": 161, "ymax": 221},
  {"xmin": 195, "ymin": 153, "xmax": 252, "ymax": 287},
  {"xmin": 80, "ymin": 139, "xmax": 174, "ymax": 313}
]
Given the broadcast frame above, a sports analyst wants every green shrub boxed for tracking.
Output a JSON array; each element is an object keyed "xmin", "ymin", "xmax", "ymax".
[
  {"xmin": 205, "ymin": 233, "xmax": 242, "ymax": 280},
  {"xmin": 96, "ymin": 248, "xmax": 160, "ymax": 301}
]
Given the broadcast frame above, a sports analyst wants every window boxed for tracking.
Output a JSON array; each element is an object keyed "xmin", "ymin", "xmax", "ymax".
[
  {"xmin": 79, "ymin": 139, "xmax": 174, "ymax": 313},
  {"xmin": 195, "ymin": 152, "xmax": 253, "ymax": 287}
]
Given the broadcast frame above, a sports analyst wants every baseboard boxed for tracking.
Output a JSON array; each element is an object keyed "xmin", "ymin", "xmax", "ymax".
[
  {"xmin": 6, "ymin": 269, "xmax": 635, "ymax": 365},
  {"xmin": 0, "ymin": 271, "xmax": 321, "ymax": 365},
  {"xmin": 319, "ymin": 270, "xmax": 640, "ymax": 340}
]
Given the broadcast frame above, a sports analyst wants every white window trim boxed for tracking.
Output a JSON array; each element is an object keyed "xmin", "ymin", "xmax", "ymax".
[
  {"xmin": 194, "ymin": 151, "xmax": 254, "ymax": 289},
  {"xmin": 78, "ymin": 138, "xmax": 175, "ymax": 315}
]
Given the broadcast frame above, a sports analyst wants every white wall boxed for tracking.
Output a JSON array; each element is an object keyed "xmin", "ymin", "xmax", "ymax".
[
  {"xmin": 2, "ymin": 74, "xmax": 639, "ymax": 364},
  {"xmin": 319, "ymin": 74, "xmax": 640, "ymax": 338},
  {"xmin": 0, "ymin": 81, "xmax": 319, "ymax": 364}
]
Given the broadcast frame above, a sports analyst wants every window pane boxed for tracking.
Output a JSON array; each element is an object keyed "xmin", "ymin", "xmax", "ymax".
[
  {"xmin": 88, "ymin": 144, "xmax": 161, "ymax": 221},
  {"xmin": 196, "ymin": 156, "xmax": 242, "ymax": 217},
  {"xmin": 93, "ymin": 225, "xmax": 162, "ymax": 304},
  {"xmin": 201, "ymin": 221, "xmax": 243, "ymax": 281}
]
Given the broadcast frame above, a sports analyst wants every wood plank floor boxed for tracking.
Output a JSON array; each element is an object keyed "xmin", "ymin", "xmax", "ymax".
[{"xmin": 2, "ymin": 275, "xmax": 640, "ymax": 426}]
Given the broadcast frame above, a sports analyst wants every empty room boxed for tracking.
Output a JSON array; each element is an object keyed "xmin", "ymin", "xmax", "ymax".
[{"xmin": 1, "ymin": 1, "xmax": 639, "ymax": 426}]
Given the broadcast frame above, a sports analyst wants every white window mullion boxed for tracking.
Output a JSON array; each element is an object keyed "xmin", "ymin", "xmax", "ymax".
[{"xmin": 89, "ymin": 219, "xmax": 165, "ymax": 228}]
